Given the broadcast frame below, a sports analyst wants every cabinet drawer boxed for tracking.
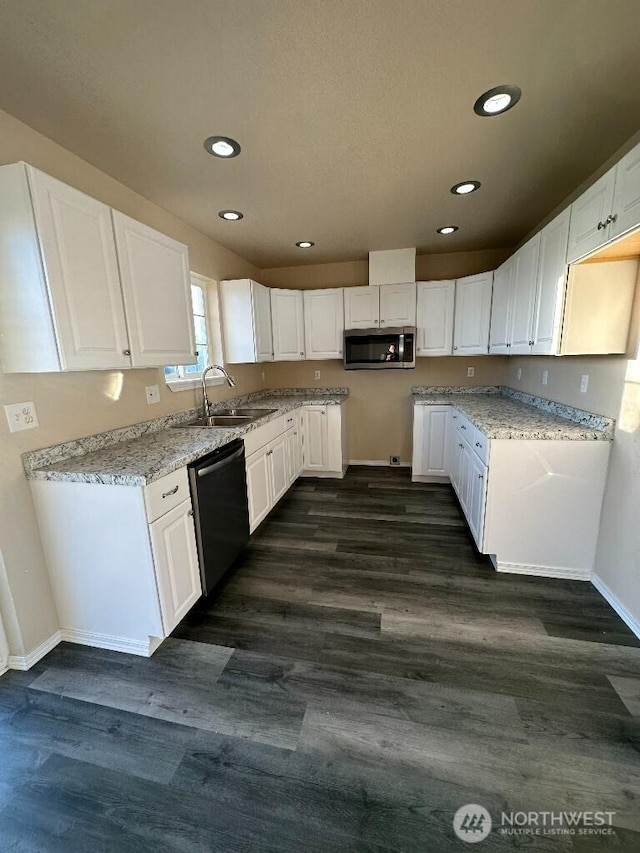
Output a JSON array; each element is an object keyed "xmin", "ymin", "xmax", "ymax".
[
  {"xmin": 243, "ymin": 415, "xmax": 285, "ymax": 456},
  {"xmin": 471, "ymin": 428, "xmax": 490, "ymax": 465},
  {"xmin": 455, "ymin": 411, "xmax": 474, "ymax": 440},
  {"xmin": 144, "ymin": 467, "xmax": 189, "ymax": 522}
]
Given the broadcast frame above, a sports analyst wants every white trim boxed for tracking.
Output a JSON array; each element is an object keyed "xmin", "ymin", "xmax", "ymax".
[
  {"xmin": 411, "ymin": 474, "xmax": 450, "ymax": 483},
  {"xmin": 8, "ymin": 630, "xmax": 62, "ymax": 671},
  {"xmin": 348, "ymin": 459, "xmax": 411, "ymax": 467},
  {"xmin": 0, "ymin": 665, "xmax": 8, "ymax": 677},
  {"xmin": 60, "ymin": 628, "xmax": 156, "ymax": 657},
  {"xmin": 165, "ymin": 376, "xmax": 224, "ymax": 393},
  {"xmin": 592, "ymin": 573, "xmax": 640, "ymax": 640},
  {"xmin": 300, "ymin": 470, "xmax": 346, "ymax": 479},
  {"xmin": 495, "ymin": 561, "xmax": 591, "ymax": 581}
]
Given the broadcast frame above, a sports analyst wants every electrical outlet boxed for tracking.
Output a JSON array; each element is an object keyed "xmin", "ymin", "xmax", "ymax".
[
  {"xmin": 467, "ymin": 366, "xmax": 475, "ymax": 378},
  {"xmin": 580, "ymin": 374, "xmax": 589, "ymax": 393},
  {"xmin": 261, "ymin": 370, "xmax": 266, "ymax": 382},
  {"xmin": 5, "ymin": 401, "xmax": 39, "ymax": 433},
  {"xmin": 389, "ymin": 455, "xmax": 400, "ymax": 466},
  {"xmin": 516, "ymin": 367, "xmax": 522, "ymax": 381},
  {"xmin": 145, "ymin": 384, "xmax": 160, "ymax": 405},
  {"xmin": 542, "ymin": 370, "xmax": 549, "ymax": 386},
  {"xmin": 314, "ymin": 370, "xmax": 321, "ymax": 380}
]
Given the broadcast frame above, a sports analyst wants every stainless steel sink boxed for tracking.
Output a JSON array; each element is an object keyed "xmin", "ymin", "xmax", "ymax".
[{"xmin": 174, "ymin": 408, "xmax": 278, "ymax": 428}]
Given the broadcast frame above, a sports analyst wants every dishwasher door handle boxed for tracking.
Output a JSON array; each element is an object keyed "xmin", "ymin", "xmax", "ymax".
[{"xmin": 196, "ymin": 444, "xmax": 245, "ymax": 478}]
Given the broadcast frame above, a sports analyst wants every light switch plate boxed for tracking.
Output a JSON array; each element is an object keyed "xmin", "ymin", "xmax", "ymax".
[
  {"xmin": 5, "ymin": 401, "xmax": 39, "ymax": 433},
  {"xmin": 145, "ymin": 384, "xmax": 160, "ymax": 405},
  {"xmin": 517, "ymin": 368, "xmax": 522, "ymax": 380},
  {"xmin": 467, "ymin": 367, "xmax": 475, "ymax": 377}
]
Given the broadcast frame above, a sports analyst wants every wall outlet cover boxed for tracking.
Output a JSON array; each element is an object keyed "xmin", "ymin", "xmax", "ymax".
[
  {"xmin": 314, "ymin": 370, "xmax": 321, "ymax": 380},
  {"xmin": 517, "ymin": 368, "xmax": 522, "ymax": 381},
  {"xmin": 145, "ymin": 384, "xmax": 160, "ymax": 405},
  {"xmin": 5, "ymin": 401, "xmax": 39, "ymax": 433},
  {"xmin": 467, "ymin": 367, "xmax": 475, "ymax": 377},
  {"xmin": 580, "ymin": 374, "xmax": 589, "ymax": 393},
  {"xmin": 542, "ymin": 370, "xmax": 549, "ymax": 386},
  {"xmin": 390, "ymin": 455, "xmax": 400, "ymax": 466}
]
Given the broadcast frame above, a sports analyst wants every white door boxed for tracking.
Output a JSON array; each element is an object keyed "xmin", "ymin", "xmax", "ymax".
[
  {"xmin": 453, "ymin": 272, "xmax": 493, "ymax": 355},
  {"xmin": 467, "ymin": 453, "xmax": 488, "ymax": 549},
  {"xmin": 416, "ymin": 281, "xmax": 455, "ymax": 356},
  {"xmin": 112, "ymin": 211, "xmax": 196, "ymax": 368},
  {"xmin": 285, "ymin": 428, "xmax": 297, "ymax": 487},
  {"xmin": 303, "ymin": 288, "xmax": 344, "ymax": 359},
  {"xmin": 27, "ymin": 166, "xmax": 131, "ymax": 370},
  {"xmin": 488, "ymin": 258, "xmax": 514, "ymax": 354},
  {"xmin": 509, "ymin": 234, "xmax": 541, "ymax": 355},
  {"xmin": 610, "ymin": 142, "xmax": 640, "ymax": 240},
  {"xmin": 379, "ymin": 282, "xmax": 417, "ymax": 327},
  {"xmin": 246, "ymin": 448, "xmax": 272, "ymax": 533},
  {"xmin": 271, "ymin": 289, "xmax": 305, "ymax": 361},
  {"xmin": 149, "ymin": 500, "xmax": 202, "ymax": 635},
  {"xmin": 252, "ymin": 281, "xmax": 274, "ymax": 362},
  {"xmin": 303, "ymin": 407, "xmax": 328, "ymax": 470},
  {"xmin": 269, "ymin": 433, "xmax": 289, "ymax": 504},
  {"xmin": 566, "ymin": 168, "xmax": 616, "ymax": 263},
  {"xmin": 531, "ymin": 208, "xmax": 570, "ymax": 355},
  {"xmin": 294, "ymin": 411, "xmax": 305, "ymax": 477},
  {"xmin": 344, "ymin": 286, "xmax": 380, "ymax": 329},
  {"xmin": 412, "ymin": 406, "xmax": 450, "ymax": 477}
]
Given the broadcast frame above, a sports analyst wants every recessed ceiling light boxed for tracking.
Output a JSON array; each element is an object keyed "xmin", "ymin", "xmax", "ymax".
[
  {"xmin": 437, "ymin": 226, "xmax": 459, "ymax": 235},
  {"xmin": 204, "ymin": 136, "xmax": 241, "ymax": 158},
  {"xmin": 296, "ymin": 241, "xmax": 315, "ymax": 248},
  {"xmin": 218, "ymin": 210, "xmax": 243, "ymax": 221},
  {"xmin": 451, "ymin": 181, "xmax": 481, "ymax": 195},
  {"xmin": 473, "ymin": 85, "xmax": 521, "ymax": 117}
]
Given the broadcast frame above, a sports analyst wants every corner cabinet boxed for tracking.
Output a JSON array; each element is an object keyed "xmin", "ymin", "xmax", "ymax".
[
  {"xmin": 30, "ymin": 467, "xmax": 202, "ymax": 657},
  {"xmin": 452, "ymin": 271, "xmax": 493, "ymax": 355},
  {"xmin": 416, "ymin": 281, "xmax": 455, "ymax": 356},
  {"xmin": 0, "ymin": 162, "xmax": 196, "ymax": 373}
]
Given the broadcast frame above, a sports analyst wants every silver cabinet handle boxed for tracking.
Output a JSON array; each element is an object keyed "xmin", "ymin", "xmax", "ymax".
[
  {"xmin": 123, "ymin": 349, "xmax": 131, "ymax": 356},
  {"xmin": 607, "ymin": 213, "xmax": 618, "ymax": 224},
  {"xmin": 458, "ymin": 443, "xmax": 463, "ymax": 448},
  {"xmin": 479, "ymin": 473, "xmax": 484, "ymax": 479},
  {"xmin": 475, "ymin": 441, "xmax": 481, "ymax": 448},
  {"xmin": 188, "ymin": 509, "xmax": 194, "ymax": 517},
  {"xmin": 529, "ymin": 340, "xmax": 534, "ymax": 346},
  {"xmin": 597, "ymin": 221, "xmax": 607, "ymax": 230},
  {"xmin": 162, "ymin": 485, "xmax": 179, "ymax": 498},
  {"xmin": 300, "ymin": 352, "xmax": 304, "ymax": 356},
  {"xmin": 461, "ymin": 424, "xmax": 466, "ymax": 430},
  {"xmin": 506, "ymin": 343, "xmax": 511, "ymax": 348},
  {"xmin": 453, "ymin": 345, "xmax": 458, "ymax": 350}
]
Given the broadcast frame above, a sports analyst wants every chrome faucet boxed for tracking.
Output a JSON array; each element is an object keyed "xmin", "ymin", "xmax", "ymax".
[{"xmin": 202, "ymin": 364, "xmax": 236, "ymax": 420}]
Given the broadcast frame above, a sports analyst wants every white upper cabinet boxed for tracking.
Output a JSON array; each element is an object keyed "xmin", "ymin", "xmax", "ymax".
[
  {"xmin": 271, "ymin": 288, "xmax": 305, "ymax": 361},
  {"xmin": 509, "ymin": 233, "xmax": 541, "ymax": 354},
  {"xmin": 112, "ymin": 211, "xmax": 195, "ymax": 368},
  {"xmin": 610, "ymin": 142, "xmax": 640, "ymax": 240},
  {"xmin": 379, "ymin": 282, "xmax": 417, "ymax": 326},
  {"xmin": 344, "ymin": 285, "xmax": 380, "ymax": 328},
  {"xmin": 416, "ymin": 281, "xmax": 455, "ymax": 356},
  {"xmin": 566, "ymin": 168, "xmax": 616, "ymax": 263},
  {"xmin": 453, "ymin": 271, "xmax": 493, "ymax": 355},
  {"xmin": 220, "ymin": 279, "xmax": 273, "ymax": 363},
  {"xmin": 0, "ymin": 162, "xmax": 195, "ymax": 373},
  {"xmin": 303, "ymin": 288, "xmax": 344, "ymax": 360},
  {"xmin": 531, "ymin": 208, "xmax": 570, "ymax": 355},
  {"xmin": 488, "ymin": 257, "xmax": 514, "ymax": 355}
]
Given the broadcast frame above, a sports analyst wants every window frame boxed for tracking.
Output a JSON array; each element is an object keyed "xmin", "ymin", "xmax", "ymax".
[{"xmin": 164, "ymin": 274, "xmax": 226, "ymax": 392}]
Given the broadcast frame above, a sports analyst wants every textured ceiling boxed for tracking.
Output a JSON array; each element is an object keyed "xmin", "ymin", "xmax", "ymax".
[{"xmin": 1, "ymin": 0, "xmax": 640, "ymax": 269}]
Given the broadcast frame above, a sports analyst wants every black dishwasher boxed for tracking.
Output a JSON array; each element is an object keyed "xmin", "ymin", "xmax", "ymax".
[{"xmin": 188, "ymin": 439, "xmax": 250, "ymax": 596}]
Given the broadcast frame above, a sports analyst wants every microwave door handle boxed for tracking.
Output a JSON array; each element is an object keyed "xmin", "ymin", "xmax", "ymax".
[{"xmin": 398, "ymin": 334, "xmax": 405, "ymax": 361}]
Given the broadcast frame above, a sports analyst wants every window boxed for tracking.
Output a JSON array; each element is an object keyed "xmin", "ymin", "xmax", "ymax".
[{"xmin": 164, "ymin": 276, "xmax": 224, "ymax": 390}]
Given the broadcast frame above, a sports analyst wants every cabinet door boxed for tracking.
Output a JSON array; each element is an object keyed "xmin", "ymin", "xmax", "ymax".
[
  {"xmin": 488, "ymin": 258, "xmax": 514, "ymax": 355},
  {"xmin": 610, "ymin": 142, "xmax": 640, "ymax": 240},
  {"xmin": 303, "ymin": 288, "xmax": 344, "ymax": 359},
  {"xmin": 509, "ymin": 234, "xmax": 541, "ymax": 355},
  {"xmin": 379, "ymin": 282, "xmax": 417, "ymax": 327},
  {"xmin": 416, "ymin": 281, "xmax": 455, "ymax": 356},
  {"xmin": 303, "ymin": 406, "xmax": 328, "ymax": 470},
  {"xmin": 453, "ymin": 272, "xmax": 493, "ymax": 355},
  {"xmin": 246, "ymin": 447, "xmax": 272, "ymax": 533},
  {"xmin": 112, "ymin": 211, "xmax": 196, "ymax": 368},
  {"xmin": 566, "ymin": 168, "xmax": 616, "ymax": 263},
  {"xmin": 294, "ymin": 411, "xmax": 305, "ymax": 477},
  {"xmin": 449, "ymin": 416, "xmax": 463, "ymax": 497},
  {"xmin": 531, "ymin": 208, "xmax": 570, "ymax": 355},
  {"xmin": 412, "ymin": 405, "xmax": 450, "ymax": 476},
  {"xmin": 268, "ymin": 433, "xmax": 289, "ymax": 504},
  {"xmin": 466, "ymin": 452, "xmax": 488, "ymax": 549},
  {"xmin": 271, "ymin": 289, "xmax": 305, "ymax": 361},
  {"xmin": 344, "ymin": 286, "xmax": 380, "ymax": 329},
  {"xmin": 252, "ymin": 281, "xmax": 274, "ymax": 362},
  {"xmin": 457, "ymin": 439, "xmax": 472, "ymax": 516},
  {"xmin": 285, "ymin": 428, "xmax": 297, "ymax": 487},
  {"xmin": 27, "ymin": 167, "xmax": 131, "ymax": 370},
  {"xmin": 149, "ymin": 500, "xmax": 201, "ymax": 635}
]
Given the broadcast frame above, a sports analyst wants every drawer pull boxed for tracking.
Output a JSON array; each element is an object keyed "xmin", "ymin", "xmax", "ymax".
[
  {"xmin": 162, "ymin": 485, "xmax": 179, "ymax": 498},
  {"xmin": 460, "ymin": 424, "xmax": 466, "ymax": 430},
  {"xmin": 188, "ymin": 509, "xmax": 194, "ymax": 517},
  {"xmin": 458, "ymin": 443, "xmax": 463, "ymax": 449},
  {"xmin": 479, "ymin": 473, "xmax": 484, "ymax": 480},
  {"xmin": 475, "ymin": 441, "xmax": 482, "ymax": 448}
]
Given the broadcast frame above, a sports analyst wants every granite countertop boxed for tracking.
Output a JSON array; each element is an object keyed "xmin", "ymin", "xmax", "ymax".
[
  {"xmin": 411, "ymin": 386, "xmax": 613, "ymax": 441},
  {"xmin": 24, "ymin": 389, "xmax": 348, "ymax": 487}
]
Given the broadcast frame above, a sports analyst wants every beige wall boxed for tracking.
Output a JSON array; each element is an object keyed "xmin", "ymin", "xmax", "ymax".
[
  {"xmin": 267, "ymin": 358, "xmax": 509, "ymax": 464},
  {"xmin": 0, "ymin": 109, "xmax": 263, "ymax": 657}
]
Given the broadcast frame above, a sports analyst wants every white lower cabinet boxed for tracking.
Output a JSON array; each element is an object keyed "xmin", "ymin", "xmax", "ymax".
[
  {"xmin": 411, "ymin": 405, "xmax": 450, "ymax": 479},
  {"xmin": 246, "ymin": 432, "xmax": 288, "ymax": 533},
  {"xmin": 302, "ymin": 405, "xmax": 347, "ymax": 477},
  {"xmin": 30, "ymin": 467, "xmax": 202, "ymax": 657}
]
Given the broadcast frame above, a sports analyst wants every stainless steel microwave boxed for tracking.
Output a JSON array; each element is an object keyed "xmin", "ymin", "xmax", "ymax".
[{"xmin": 343, "ymin": 327, "xmax": 415, "ymax": 370}]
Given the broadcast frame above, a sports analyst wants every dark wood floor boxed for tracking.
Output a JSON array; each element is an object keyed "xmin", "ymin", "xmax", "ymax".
[{"xmin": 2, "ymin": 467, "xmax": 640, "ymax": 851}]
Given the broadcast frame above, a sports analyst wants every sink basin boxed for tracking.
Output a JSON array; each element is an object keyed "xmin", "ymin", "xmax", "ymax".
[{"xmin": 174, "ymin": 408, "xmax": 278, "ymax": 428}]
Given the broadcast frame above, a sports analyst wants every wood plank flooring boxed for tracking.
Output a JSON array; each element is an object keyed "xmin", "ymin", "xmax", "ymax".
[{"xmin": 2, "ymin": 466, "xmax": 640, "ymax": 851}]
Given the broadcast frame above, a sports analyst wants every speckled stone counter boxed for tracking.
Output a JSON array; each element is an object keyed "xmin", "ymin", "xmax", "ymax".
[
  {"xmin": 411, "ymin": 386, "xmax": 613, "ymax": 441},
  {"xmin": 23, "ymin": 389, "xmax": 348, "ymax": 486}
]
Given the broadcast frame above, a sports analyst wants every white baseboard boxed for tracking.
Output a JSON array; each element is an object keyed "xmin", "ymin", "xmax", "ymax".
[
  {"xmin": 60, "ymin": 628, "xmax": 154, "ymax": 657},
  {"xmin": 411, "ymin": 474, "xmax": 450, "ymax": 483},
  {"xmin": 301, "ymin": 470, "xmax": 345, "ymax": 479},
  {"xmin": 348, "ymin": 460, "xmax": 411, "ymax": 467},
  {"xmin": 0, "ymin": 665, "xmax": 8, "ymax": 677},
  {"xmin": 8, "ymin": 630, "xmax": 62, "ymax": 671},
  {"xmin": 495, "ymin": 561, "xmax": 591, "ymax": 581},
  {"xmin": 591, "ymin": 573, "xmax": 640, "ymax": 640}
]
